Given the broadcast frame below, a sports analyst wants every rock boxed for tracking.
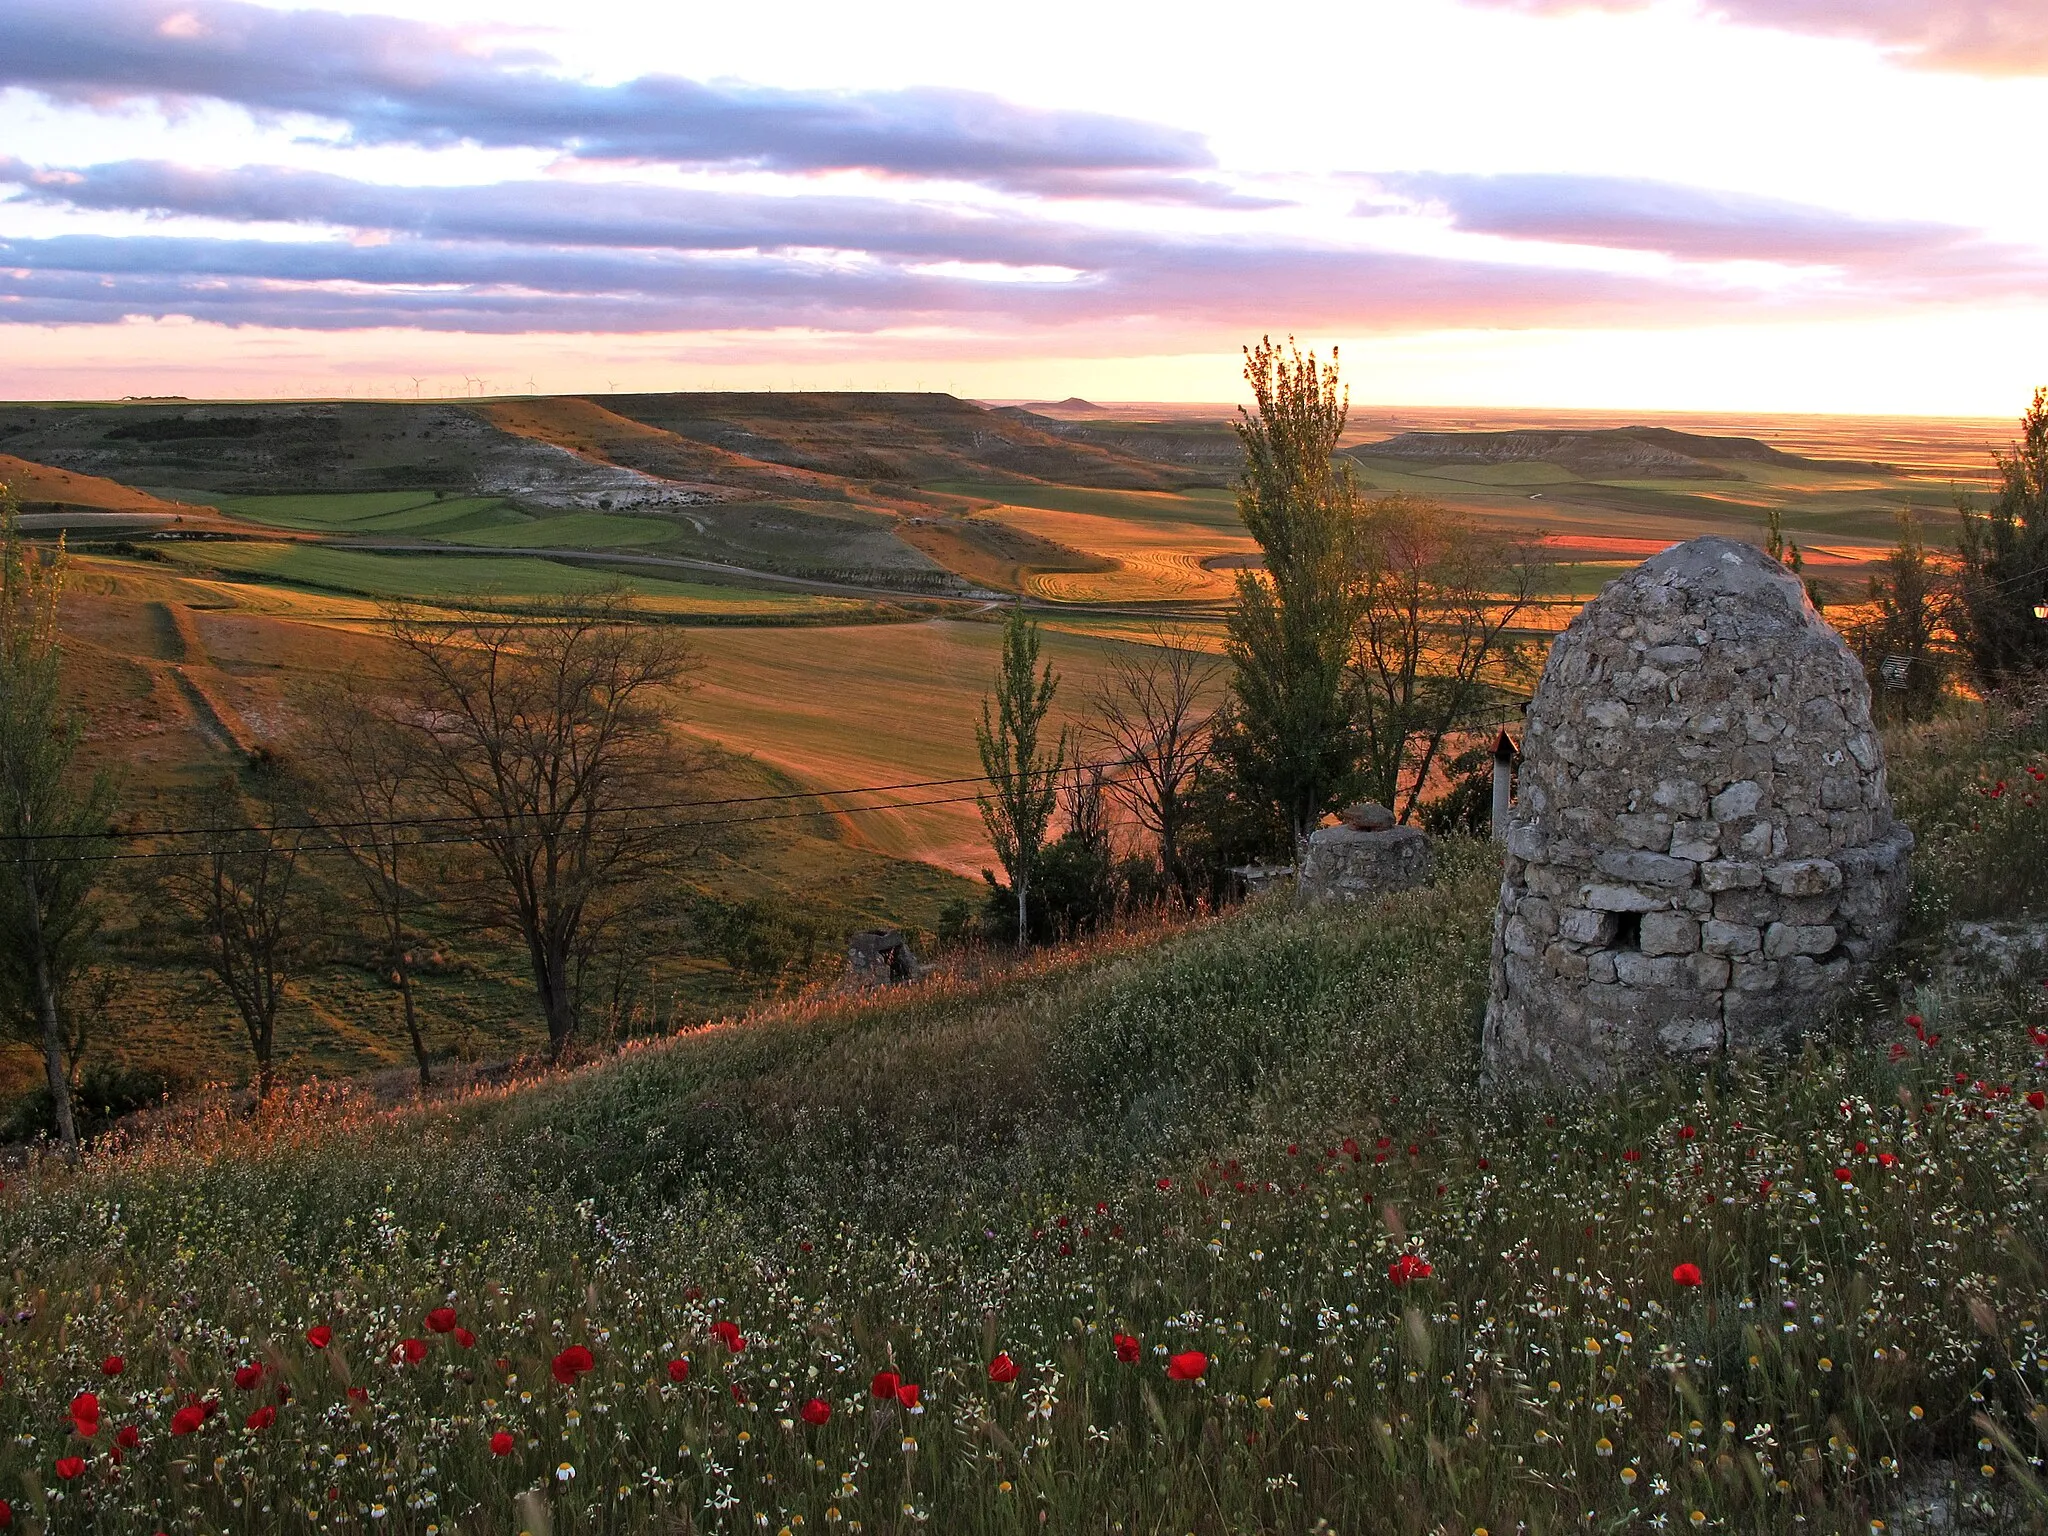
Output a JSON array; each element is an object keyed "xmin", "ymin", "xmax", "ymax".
[
  {"xmin": 1483, "ymin": 536, "xmax": 1912, "ymax": 1093},
  {"xmin": 1337, "ymin": 801, "xmax": 1396, "ymax": 831},
  {"xmin": 1299, "ymin": 823, "xmax": 1430, "ymax": 904}
]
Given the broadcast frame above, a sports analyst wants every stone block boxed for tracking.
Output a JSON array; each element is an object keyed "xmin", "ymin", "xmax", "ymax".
[
  {"xmin": 1584, "ymin": 883, "xmax": 1663, "ymax": 913},
  {"xmin": 1639, "ymin": 911, "xmax": 1701, "ymax": 956},
  {"xmin": 1765, "ymin": 858, "xmax": 1842, "ymax": 897},
  {"xmin": 1685, "ymin": 952, "xmax": 1732, "ymax": 990},
  {"xmin": 1700, "ymin": 859, "xmax": 1762, "ymax": 891},
  {"xmin": 1614, "ymin": 952, "xmax": 1683, "ymax": 988},
  {"xmin": 1557, "ymin": 907, "xmax": 1616, "ymax": 945},
  {"xmin": 1669, "ymin": 821, "xmax": 1720, "ymax": 862},
  {"xmin": 1702, "ymin": 919, "xmax": 1761, "ymax": 956},
  {"xmin": 1764, "ymin": 922, "xmax": 1838, "ymax": 959},
  {"xmin": 1711, "ymin": 779, "xmax": 1763, "ymax": 819},
  {"xmin": 1616, "ymin": 813, "xmax": 1672, "ymax": 851},
  {"xmin": 1653, "ymin": 778, "xmax": 1707, "ymax": 816},
  {"xmin": 1594, "ymin": 848, "xmax": 1697, "ymax": 885}
]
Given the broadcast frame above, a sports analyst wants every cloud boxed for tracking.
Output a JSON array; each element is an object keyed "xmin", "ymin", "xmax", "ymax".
[
  {"xmin": 1366, "ymin": 171, "xmax": 1973, "ymax": 263},
  {"xmin": 1466, "ymin": 0, "xmax": 2048, "ymax": 75},
  {"xmin": 0, "ymin": 227, "xmax": 1702, "ymax": 339},
  {"xmin": 0, "ymin": 0, "xmax": 1225, "ymax": 194}
]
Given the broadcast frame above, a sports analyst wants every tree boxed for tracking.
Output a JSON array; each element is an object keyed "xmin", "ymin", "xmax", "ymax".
[
  {"xmin": 1765, "ymin": 508, "xmax": 1824, "ymax": 610},
  {"xmin": 0, "ymin": 492, "xmax": 116, "ymax": 1154},
  {"xmin": 173, "ymin": 767, "xmax": 312, "ymax": 1098},
  {"xmin": 299, "ymin": 682, "xmax": 435, "ymax": 1087},
  {"xmin": 1090, "ymin": 628, "xmax": 1218, "ymax": 901},
  {"xmin": 975, "ymin": 601, "xmax": 1065, "ymax": 949},
  {"xmin": 1847, "ymin": 506, "xmax": 1956, "ymax": 723},
  {"xmin": 1958, "ymin": 386, "xmax": 2048, "ymax": 684},
  {"xmin": 1218, "ymin": 337, "xmax": 1365, "ymax": 848},
  {"xmin": 1350, "ymin": 496, "xmax": 1541, "ymax": 822},
  {"xmin": 388, "ymin": 588, "xmax": 696, "ymax": 1060}
]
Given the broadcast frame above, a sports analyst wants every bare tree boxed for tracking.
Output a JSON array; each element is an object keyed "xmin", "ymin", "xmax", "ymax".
[
  {"xmin": 172, "ymin": 769, "xmax": 311, "ymax": 1098},
  {"xmin": 387, "ymin": 587, "xmax": 696, "ymax": 1060},
  {"xmin": 299, "ymin": 683, "xmax": 435, "ymax": 1087},
  {"xmin": 0, "ymin": 493, "xmax": 117, "ymax": 1154},
  {"xmin": 1091, "ymin": 628, "xmax": 1219, "ymax": 901},
  {"xmin": 1350, "ymin": 496, "xmax": 1543, "ymax": 823}
]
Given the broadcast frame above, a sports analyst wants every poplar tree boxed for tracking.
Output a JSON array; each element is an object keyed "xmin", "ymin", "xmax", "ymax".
[
  {"xmin": 976, "ymin": 602, "xmax": 1065, "ymax": 948},
  {"xmin": 0, "ymin": 490, "xmax": 116, "ymax": 1154}
]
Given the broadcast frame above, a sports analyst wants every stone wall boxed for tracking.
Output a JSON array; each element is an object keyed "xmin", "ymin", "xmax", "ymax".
[
  {"xmin": 1483, "ymin": 536, "xmax": 1912, "ymax": 1092},
  {"xmin": 1299, "ymin": 822, "xmax": 1431, "ymax": 903}
]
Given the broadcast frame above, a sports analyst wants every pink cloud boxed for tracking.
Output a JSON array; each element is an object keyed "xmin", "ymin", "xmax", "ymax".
[{"xmin": 1468, "ymin": 0, "xmax": 2048, "ymax": 75}]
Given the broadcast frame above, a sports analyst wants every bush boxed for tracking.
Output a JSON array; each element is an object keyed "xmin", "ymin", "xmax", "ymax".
[
  {"xmin": 1885, "ymin": 686, "xmax": 2048, "ymax": 922},
  {"xmin": 0, "ymin": 1060, "xmax": 189, "ymax": 1143}
]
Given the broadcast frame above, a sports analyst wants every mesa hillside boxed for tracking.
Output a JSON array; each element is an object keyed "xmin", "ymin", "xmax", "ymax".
[{"xmin": 0, "ymin": 359, "xmax": 2045, "ymax": 1535}]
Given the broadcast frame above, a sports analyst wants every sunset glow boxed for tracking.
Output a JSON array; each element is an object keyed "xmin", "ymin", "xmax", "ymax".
[{"xmin": 2, "ymin": 0, "xmax": 2044, "ymax": 409}]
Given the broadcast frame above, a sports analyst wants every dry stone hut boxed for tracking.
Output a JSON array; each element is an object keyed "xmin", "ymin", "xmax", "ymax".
[{"xmin": 1483, "ymin": 536, "xmax": 1912, "ymax": 1091}]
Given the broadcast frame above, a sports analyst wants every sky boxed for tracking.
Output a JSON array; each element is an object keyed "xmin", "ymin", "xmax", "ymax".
[{"xmin": 1, "ymin": 0, "xmax": 2045, "ymax": 412}]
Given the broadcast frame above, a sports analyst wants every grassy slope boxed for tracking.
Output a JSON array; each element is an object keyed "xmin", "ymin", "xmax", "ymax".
[{"xmin": 4, "ymin": 799, "xmax": 2046, "ymax": 1532}]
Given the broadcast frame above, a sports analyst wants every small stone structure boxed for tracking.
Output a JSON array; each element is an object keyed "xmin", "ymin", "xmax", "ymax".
[
  {"xmin": 1483, "ymin": 536, "xmax": 1912, "ymax": 1091},
  {"xmin": 847, "ymin": 929, "xmax": 922, "ymax": 986},
  {"xmin": 1299, "ymin": 802, "xmax": 1432, "ymax": 904}
]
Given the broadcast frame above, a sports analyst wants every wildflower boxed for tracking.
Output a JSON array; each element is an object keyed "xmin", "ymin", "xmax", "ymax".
[
  {"xmin": 2030, "ymin": 1091, "xmax": 2046, "ymax": 1111},
  {"xmin": 556, "ymin": 1462, "xmax": 576, "ymax": 1483},
  {"xmin": 0, "ymin": 1498, "xmax": 11, "ymax": 1527},
  {"xmin": 1595, "ymin": 1437, "xmax": 1614, "ymax": 1456},
  {"xmin": 425, "ymin": 1307, "xmax": 458, "ymax": 1334},
  {"xmin": 1672, "ymin": 1263, "xmax": 1703, "ymax": 1287},
  {"xmin": 551, "ymin": 1346, "xmax": 595, "ymax": 1386},
  {"xmin": 801, "ymin": 1398, "xmax": 832, "ymax": 1426},
  {"xmin": 1678, "ymin": 1125, "xmax": 1696, "ymax": 1141},
  {"xmin": 1759, "ymin": 1178, "xmax": 1774, "ymax": 1196},
  {"xmin": 1621, "ymin": 1466, "xmax": 1638, "ymax": 1485},
  {"xmin": 346, "ymin": 1387, "xmax": 369, "ymax": 1404},
  {"xmin": 870, "ymin": 1371, "xmax": 900, "ymax": 1400},
  {"xmin": 306, "ymin": 1325, "xmax": 333, "ymax": 1349},
  {"xmin": 1623, "ymin": 1149, "xmax": 1642, "ymax": 1163},
  {"xmin": 234, "ymin": 1362, "xmax": 265, "ymax": 1389},
  {"xmin": 115, "ymin": 1426, "xmax": 139, "ymax": 1450},
  {"xmin": 54, "ymin": 1456, "xmax": 85, "ymax": 1481},
  {"xmin": 490, "ymin": 1431, "xmax": 514, "ymax": 1456},
  {"xmin": 245, "ymin": 1406, "xmax": 276, "ymax": 1431},
  {"xmin": 1834, "ymin": 1167, "xmax": 1853, "ymax": 1183},
  {"xmin": 711, "ymin": 1321, "xmax": 746, "ymax": 1354},
  {"xmin": 1878, "ymin": 1152, "xmax": 1898, "ymax": 1168},
  {"xmin": 987, "ymin": 1353, "xmax": 1019, "ymax": 1383},
  {"xmin": 395, "ymin": 1339, "xmax": 427, "ymax": 1366},
  {"xmin": 1113, "ymin": 1334, "xmax": 1141, "ymax": 1364},
  {"xmin": 1166, "ymin": 1351, "xmax": 1208, "ymax": 1381},
  {"xmin": 99, "ymin": 1355, "xmax": 124, "ymax": 1378},
  {"xmin": 1156, "ymin": 1178, "xmax": 1172, "ymax": 1191},
  {"xmin": 69, "ymin": 1391, "xmax": 100, "ymax": 1434},
  {"xmin": 454, "ymin": 1326, "xmax": 475, "ymax": 1349},
  {"xmin": 667, "ymin": 1358, "xmax": 691, "ymax": 1384},
  {"xmin": 1388, "ymin": 1253, "xmax": 1433, "ymax": 1286},
  {"xmin": 896, "ymin": 1382, "xmax": 921, "ymax": 1409},
  {"xmin": 170, "ymin": 1404, "xmax": 205, "ymax": 1436}
]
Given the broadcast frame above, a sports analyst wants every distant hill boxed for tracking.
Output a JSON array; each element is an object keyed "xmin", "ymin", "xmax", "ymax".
[
  {"xmin": 1350, "ymin": 425, "xmax": 1889, "ymax": 480},
  {"xmin": 1021, "ymin": 396, "xmax": 1107, "ymax": 414}
]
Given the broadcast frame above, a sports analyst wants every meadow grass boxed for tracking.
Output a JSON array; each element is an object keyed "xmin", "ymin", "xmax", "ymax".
[{"xmin": 4, "ymin": 789, "xmax": 2046, "ymax": 1533}]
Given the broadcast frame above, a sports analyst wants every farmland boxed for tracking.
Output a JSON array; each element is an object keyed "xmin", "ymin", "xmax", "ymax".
[{"xmin": 0, "ymin": 390, "xmax": 2019, "ymax": 1104}]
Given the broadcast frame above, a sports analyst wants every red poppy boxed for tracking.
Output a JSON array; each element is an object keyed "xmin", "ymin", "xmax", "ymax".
[
  {"xmin": 896, "ymin": 1382, "xmax": 921, "ymax": 1409},
  {"xmin": 115, "ymin": 1425, "xmax": 139, "ymax": 1451},
  {"xmin": 1906, "ymin": 1013, "xmax": 1923, "ymax": 1028},
  {"xmin": 1155, "ymin": 1177, "xmax": 1172, "ymax": 1191},
  {"xmin": 1113, "ymin": 1333, "xmax": 1141, "ymax": 1364},
  {"xmin": 666, "ymin": 1358, "xmax": 690, "ymax": 1384},
  {"xmin": 1889, "ymin": 1043, "xmax": 1909, "ymax": 1062},
  {"xmin": 169, "ymin": 1405, "xmax": 205, "ymax": 1436},
  {"xmin": 100, "ymin": 1355, "xmax": 124, "ymax": 1378},
  {"xmin": 869, "ymin": 1370, "xmax": 900, "ymax": 1400},
  {"xmin": 1622, "ymin": 1149, "xmax": 1641, "ymax": 1162},
  {"xmin": 1678, "ymin": 1125, "xmax": 1696, "ymax": 1141},
  {"xmin": 245, "ymin": 1406, "xmax": 276, "ymax": 1431},
  {"xmin": 1834, "ymin": 1167, "xmax": 1854, "ymax": 1183},
  {"xmin": 0, "ymin": 1497, "xmax": 12, "ymax": 1528},
  {"xmin": 1166, "ymin": 1351, "xmax": 1208, "ymax": 1381},
  {"xmin": 1341, "ymin": 1137, "xmax": 1360, "ymax": 1160},
  {"xmin": 454, "ymin": 1327, "xmax": 476, "ymax": 1350},
  {"xmin": 711, "ymin": 1321, "xmax": 745, "ymax": 1353},
  {"xmin": 306, "ymin": 1325, "xmax": 332, "ymax": 1349},
  {"xmin": 345, "ymin": 1387, "xmax": 369, "ymax": 1404},
  {"xmin": 490, "ymin": 1430, "xmax": 515, "ymax": 1456},
  {"xmin": 2030, "ymin": 1091, "xmax": 2046, "ymax": 1111},
  {"xmin": 1878, "ymin": 1152, "xmax": 1898, "ymax": 1167},
  {"xmin": 395, "ymin": 1339, "xmax": 427, "ymax": 1366},
  {"xmin": 550, "ymin": 1345, "xmax": 595, "ymax": 1386},
  {"xmin": 1671, "ymin": 1262, "xmax": 1703, "ymax": 1287},
  {"xmin": 69, "ymin": 1391, "xmax": 100, "ymax": 1432},
  {"xmin": 425, "ymin": 1307, "xmax": 458, "ymax": 1335},
  {"xmin": 987, "ymin": 1353, "xmax": 1019, "ymax": 1383},
  {"xmin": 233, "ymin": 1363, "xmax": 264, "ymax": 1390},
  {"xmin": 801, "ymin": 1397, "xmax": 832, "ymax": 1426},
  {"xmin": 54, "ymin": 1457, "xmax": 85, "ymax": 1481},
  {"xmin": 1388, "ymin": 1253, "xmax": 1433, "ymax": 1286}
]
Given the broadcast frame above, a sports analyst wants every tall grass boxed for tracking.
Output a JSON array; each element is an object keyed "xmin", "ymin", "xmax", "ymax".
[{"xmin": 2, "ymin": 807, "xmax": 2045, "ymax": 1531}]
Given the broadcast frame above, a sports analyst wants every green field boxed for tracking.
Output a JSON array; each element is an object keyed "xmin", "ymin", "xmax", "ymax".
[
  {"xmin": 158, "ymin": 542, "xmax": 852, "ymax": 616},
  {"xmin": 454, "ymin": 512, "xmax": 684, "ymax": 549}
]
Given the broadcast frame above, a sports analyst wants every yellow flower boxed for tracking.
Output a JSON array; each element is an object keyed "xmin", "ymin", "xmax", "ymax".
[
  {"xmin": 1910, "ymin": 1405, "xmax": 1925, "ymax": 1420},
  {"xmin": 1620, "ymin": 1467, "xmax": 1637, "ymax": 1485},
  {"xmin": 998, "ymin": 1482, "xmax": 1013, "ymax": 1494},
  {"xmin": 1584, "ymin": 1338, "xmax": 1602, "ymax": 1356},
  {"xmin": 1596, "ymin": 1437, "xmax": 1614, "ymax": 1457}
]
